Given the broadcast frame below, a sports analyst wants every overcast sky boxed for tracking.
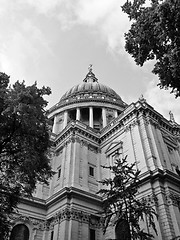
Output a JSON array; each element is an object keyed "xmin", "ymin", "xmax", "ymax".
[{"xmin": 1, "ymin": 0, "xmax": 180, "ymax": 123}]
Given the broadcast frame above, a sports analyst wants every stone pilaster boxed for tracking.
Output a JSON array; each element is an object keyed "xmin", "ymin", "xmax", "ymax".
[
  {"xmin": 71, "ymin": 139, "xmax": 80, "ymax": 187},
  {"xmin": 138, "ymin": 117, "xmax": 157, "ymax": 171}
]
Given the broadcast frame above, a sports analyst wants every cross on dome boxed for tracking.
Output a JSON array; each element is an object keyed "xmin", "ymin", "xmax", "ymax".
[{"xmin": 88, "ymin": 64, "xmax": 93, "ymax": 72}]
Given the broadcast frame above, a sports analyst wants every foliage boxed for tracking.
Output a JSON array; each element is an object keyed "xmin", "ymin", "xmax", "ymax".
[
  {"xmin": 98, "ymin": 155, "xmax": 157, "ymax": 240},
  {"xmin": 122, "ymin": 0, "xmax": 180, "ymax": 97},
  {"xmin": 0, "ymin": 72, "xmax": 53, "ymax": 239}
]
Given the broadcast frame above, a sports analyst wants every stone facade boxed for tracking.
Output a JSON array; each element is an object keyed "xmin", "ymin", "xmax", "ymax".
[{"xmin": 10, "ymin": 69, "xmax": 180, "ymax": 240}]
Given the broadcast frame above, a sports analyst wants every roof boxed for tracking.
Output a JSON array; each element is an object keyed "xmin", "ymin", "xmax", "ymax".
[
  {"xmin": 59, "ymin": 68, "xmax": 123, "ymax": 103},
  {"xmin": 48, "ymin": 67, "xmax": 127, "ymax": 114}
]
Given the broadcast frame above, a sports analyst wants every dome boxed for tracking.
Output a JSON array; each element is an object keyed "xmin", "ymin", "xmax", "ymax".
[
  {"xmin": 60, "ymin": 82, "xmax": 122, "ymax": 102},
  {"xmin": 48, "ymin": 66, "xmax": 127, "ymax": 131},
  {"xmin": 48, "ymin": 66, "xmax": 127, "ymax": 115},
  {"xmin": 58, "ymin": 67, "xmax": 125, "ymax": 107}
]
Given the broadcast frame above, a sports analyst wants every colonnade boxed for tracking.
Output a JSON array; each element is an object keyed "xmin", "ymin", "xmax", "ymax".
[
  {"xmin": 63, "ymin": 107, "xmax": 113, "ymax": 128},
  {"xmin": 52, "ymin": 107, "xmax": 118, "ymax": 133}
]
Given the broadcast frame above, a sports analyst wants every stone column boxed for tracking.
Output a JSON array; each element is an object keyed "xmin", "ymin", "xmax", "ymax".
[
  {"xmin": 89, "ymin": 107, "xmax": 93, "ymax": 128},
  {"xmin": 52, "ymin": 115, "xmax": 57, "ymax": 134},
  {"xmin": 63, "ymin": 110, "xmax": 68, "ymax": 128},
  {"xmin": 102, "ymin": 108, "xmax": 107, "ymax": 128},
  {"xmin": 76, "ymin": 108, "xmax": 80, "ymax": 121}
]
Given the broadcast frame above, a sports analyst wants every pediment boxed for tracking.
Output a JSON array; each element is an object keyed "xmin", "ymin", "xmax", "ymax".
[{"xmin": 105, "ymin": 141, "xmax": 123, "ymax": 156}]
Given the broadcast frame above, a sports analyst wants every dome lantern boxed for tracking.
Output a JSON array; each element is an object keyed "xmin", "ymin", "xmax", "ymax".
[{"xmin": 83, "ymin": 64, "xmax": 98, "ymax": 83}]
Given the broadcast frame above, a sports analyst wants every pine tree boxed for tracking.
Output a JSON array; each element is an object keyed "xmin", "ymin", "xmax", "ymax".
[{"xmin": 98, "ymin": 155, "xmax": 157, "ymax": 240}]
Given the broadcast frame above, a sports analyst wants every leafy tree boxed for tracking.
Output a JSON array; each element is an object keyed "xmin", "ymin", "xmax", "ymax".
[
  {"xmin": 0, "ymin": 73, "xmax": 53, "ymax": 239},
  {"xmin": 122, "ymin": 0, "xmax": 180, "ymax": 97},
  {"xmin": 98, "ymin": 155, "xmax": 157, "ymax": 240}
]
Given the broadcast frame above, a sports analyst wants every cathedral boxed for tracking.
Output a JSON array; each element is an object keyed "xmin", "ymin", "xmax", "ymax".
[{"xmin": 10, "ymin": 67, "xmax": 180, "ymax": 240}]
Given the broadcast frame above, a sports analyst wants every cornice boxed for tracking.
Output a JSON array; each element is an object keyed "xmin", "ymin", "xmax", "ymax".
[
  {"xmin": 99, "ymin": 103, "xmax": 142, "ymax": 143},
  {"xmin": 163, "ymin": 169, "xmax": 180, "ymax": 184},
  {"xmin": 14, "ymin": 187, "xmax": 102, "ymax": 229},
  {"xmin": 46, "ymin": 186, "xmax": 102, "ymax": 209},
  {"xmin": 20, "ymin": 196, "xmax": 46, "ymax": 210},
  {"xmin": 135, "ymin": 100, "xmax": 180, "ymax": 136},
  {"xmin": 100, "ymin": 99, "xmax": 180, "ymax": 143},
  {"xmin": 139, "ymin": 168, "xmax": 180, "ymax": 187},
  {"xmin": 50, "ymin": 99, "xmax": 180, "ymax": 148},
  {"xmin": 52, "ymin": 121, "xmax": 100, "ymax": 149},
  {"xmin": 47, "ymin": 96, "xmax": 126, "ymax": 116}
]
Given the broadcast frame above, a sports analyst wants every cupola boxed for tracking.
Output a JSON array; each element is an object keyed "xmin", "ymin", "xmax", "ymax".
[{"xmin": 48, "ymin": 66, "xmax": 127, "ymax": 134}]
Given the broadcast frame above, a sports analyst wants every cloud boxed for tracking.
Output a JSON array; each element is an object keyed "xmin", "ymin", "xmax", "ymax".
[
  {"xmin": 17, "ymin": 0, "xmax": 63, "ymax": 14},
  {"xmin": 75, "ymin": 0, "xmax": 115, "ymax": 25},
  {"xmin": 144, "ymin": 79, "xmax": 180, "ymax": 123},
  {"xmin": 21, "ymin": 0, "xmax": 130, "ymax": 53},
  {"xmin": 0, "ymin": 32, "xmax": 29, "ymax": 81},
  {"xmin": 70, "ymin": 0, "xmax": 130, "ymax": 53},
  {"xmin": 100, "ymin": 4, "xmax": 130, "ymax": 54},
  {"xmin": 0, "ymin": 16, "xmax": 52, "ymax": 83}
]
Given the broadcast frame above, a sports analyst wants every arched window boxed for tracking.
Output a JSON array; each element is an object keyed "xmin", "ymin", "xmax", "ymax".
[
  {"xmin": 10, "ymin": 224, "xmax": 29, "ymax": 240},
  {"xmin": 115, "ymin": 219, "xmax": 130, "ymax": 240}
]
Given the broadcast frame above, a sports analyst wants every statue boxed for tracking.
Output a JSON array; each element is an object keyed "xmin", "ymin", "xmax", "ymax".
[
  {"xmin": 169, "ymin": 111, "xmax": 175, "ymax": 124},
  {"xmin": 139, "ymin": 94, "xmax": 146, "ymax": 102}
]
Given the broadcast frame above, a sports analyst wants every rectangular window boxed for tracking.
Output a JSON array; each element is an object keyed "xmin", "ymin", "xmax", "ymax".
[
  {"xmin": 89, "ymin": 229, "xmax": 95, "ymax": 240},
  {"xmin": 50, "ymin": 231, "xmax": 54, "ymax": 240},
  {"xmin": 89, "ymin": 166, "xmax": 94, "ymax": 176},
  {"xmin": 57, "ymin": 167, "xmax": 61, "ymax": 179}
]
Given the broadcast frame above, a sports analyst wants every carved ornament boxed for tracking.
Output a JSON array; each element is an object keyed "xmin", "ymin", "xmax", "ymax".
[{"xmin": 166, "ymin": 192, "xmax": 180, "ymax": 206}]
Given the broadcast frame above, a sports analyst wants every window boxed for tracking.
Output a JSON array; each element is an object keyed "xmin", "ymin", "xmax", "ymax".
[
  {"xmin": 89, "ymin": 166, "xmax": 94, "ymax": 177},
  {"xmin": 10, "ymin": 224, "xmax": 29, "ymax": 240},
  {"xmin": 89, "ymin": 229, "xmax": 95, "ymax": 240},
  {"xmin": 57, "ymin": 167, "xmax": 61, "ymax": 179},
  {"xmin": 115, "ymin": 219, "xmax": 130, "ymax": 240},
  {"xmin": 50, "ymin": 231, "xmax": 54, "ymax": 240}
]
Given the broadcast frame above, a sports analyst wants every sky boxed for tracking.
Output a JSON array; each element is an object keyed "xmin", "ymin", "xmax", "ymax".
[{"xmin": 0, "ymin": 0, "xmax": 180, "ymax": 123}]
